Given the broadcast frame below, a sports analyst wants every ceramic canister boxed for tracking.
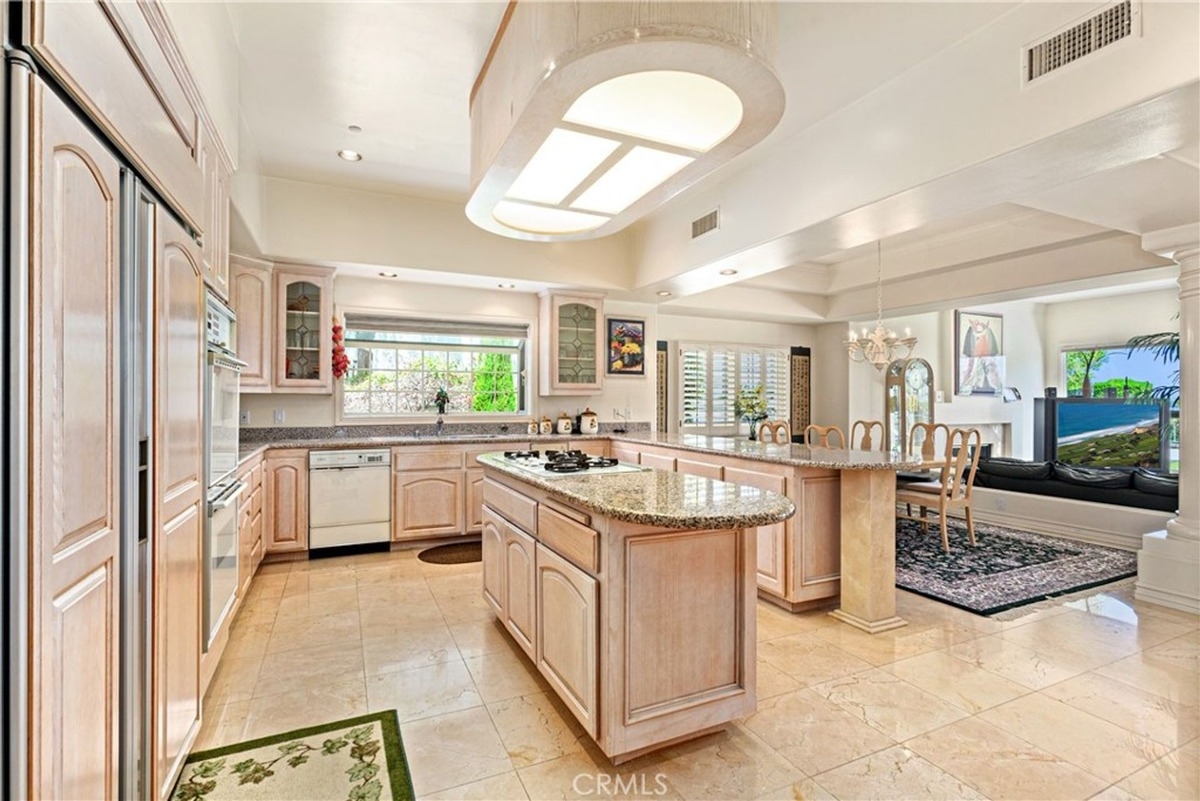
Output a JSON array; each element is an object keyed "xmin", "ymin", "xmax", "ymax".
[
  {"xmin": 579, "ymin": 407, "xmax": 599, "ymax": 434},
  {"xmin": 539, "ymin": 417, "xmax": 553, "ymax": 435},
  {"xmin": 556, "ymin": 414, "xmax": 573, "ymax": 435}
]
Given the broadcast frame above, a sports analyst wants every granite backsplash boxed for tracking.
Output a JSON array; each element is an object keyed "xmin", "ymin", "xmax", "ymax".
[{"xmin": 238, "ymin": 420, "xmax": 651, "ymax": 444}]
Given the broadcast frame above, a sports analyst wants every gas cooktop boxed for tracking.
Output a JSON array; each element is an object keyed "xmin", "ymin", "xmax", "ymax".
[{"xmin": 501, "ymin": 449, "xmax": 647, "ymax": 478}]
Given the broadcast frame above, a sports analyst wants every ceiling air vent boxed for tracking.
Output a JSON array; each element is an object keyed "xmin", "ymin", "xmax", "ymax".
[
  {"xmin": 1026, "ymin": 0, "xmax": 1136, "ymax": 82},
  {"xmin": 691, "ymin": 209, "xmax": 720, "ymax": 239}
]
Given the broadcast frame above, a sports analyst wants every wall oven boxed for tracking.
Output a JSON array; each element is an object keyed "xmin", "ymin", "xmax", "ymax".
[{"xmin": 204, "ymin": 294, "xmax": 246, "ymax": 650}]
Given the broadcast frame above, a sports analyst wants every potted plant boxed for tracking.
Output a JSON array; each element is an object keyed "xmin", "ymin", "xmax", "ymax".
[{"xmin": 734, "ymin": 386, "xmax": 771, "ymax": 440}]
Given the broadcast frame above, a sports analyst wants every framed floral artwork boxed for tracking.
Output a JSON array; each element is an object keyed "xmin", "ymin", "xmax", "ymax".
[{"xmin": 607, "ymin": 318, "xmax": 645, "ymax": 375}]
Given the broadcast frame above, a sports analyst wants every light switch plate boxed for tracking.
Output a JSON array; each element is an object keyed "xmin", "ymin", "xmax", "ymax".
[{"xmin": 274, "ymin": 409, "xmax": 285, "ymax": 424}]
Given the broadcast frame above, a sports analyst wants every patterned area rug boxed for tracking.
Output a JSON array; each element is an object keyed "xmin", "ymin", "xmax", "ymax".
[
  {"xmin": 171, "ymin": 711, "xmax": 413, "ymax": 801},
  {"xmin": 895, "ymin": 518, "xmax": 1138, "ymax": 616}
]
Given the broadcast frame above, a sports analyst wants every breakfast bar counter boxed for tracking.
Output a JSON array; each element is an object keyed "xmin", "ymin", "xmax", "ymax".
[{"xmin": 477, "ymin": 453, "xmax": 793, "ymax": 764}]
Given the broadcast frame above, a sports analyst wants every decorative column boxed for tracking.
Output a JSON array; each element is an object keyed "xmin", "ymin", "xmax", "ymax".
[{"xmin": 1136, "ymin": 223, "xmax": 1200, "ymax": 614}]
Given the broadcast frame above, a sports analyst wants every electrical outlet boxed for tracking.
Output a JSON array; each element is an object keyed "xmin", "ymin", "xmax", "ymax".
[
  {"xmin": 239, "ymin": 410, "xmax": 250, "ymax": 424},
  {"xmin": 273, "ymin": 409, "xmax": 285, "ymax": 424}
]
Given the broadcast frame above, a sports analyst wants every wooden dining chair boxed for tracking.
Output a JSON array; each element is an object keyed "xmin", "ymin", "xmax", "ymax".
[
  {"xmin": 895, "ymin": 427, "xmax": 983, "ymax": 552},
  {"xmin": 850, "ymin": 419, "xmax": 886, "ymax": 451},
  {"xmin": 804, "ymin": 424, "xmax": 846, "ymax": 449},
  {"xmin": 907, "ymin": 422, "xmax": 951, "ymax": 464},
  {"xmin": 756, "ymin": 419, "xmax": 791, "ymax": 444}
]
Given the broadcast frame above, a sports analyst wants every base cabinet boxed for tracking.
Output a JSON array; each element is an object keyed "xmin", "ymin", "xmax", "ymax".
[
  {"xmin": 265, "ymin": 450, "xmax": 308, "ymax": 553},
  {"xmin": 481, "ymin": 509, "xmax": 505, "ymax": 613},
  {"xmin": 466, "ymin": 467, "xmax": 486, "ymax": 533},
  {"xmin": 725, "ymin": 466, "xmax": 790, "ymax": 597},
  {"xmin": 502, "ymin": 523, "xmax": 538, "ymax": 658},
  {"xmin": 393, "ymin": 470, "xmax": 465, "ymax": 540},
  {"xmin": 536, "ymin": 544, "xmax": 598, "ymax": 737}
]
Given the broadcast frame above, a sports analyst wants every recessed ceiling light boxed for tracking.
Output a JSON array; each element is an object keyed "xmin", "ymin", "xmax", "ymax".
[
  {"xmin": 338, "ymin": 149, "xmax": 363, "ymax": 162},
  {"xmin": 348, "ymin": 124, "xmax": 363, "ymax": 133},
  {"xmin": 498, "ymin": 283, "xmax": 516, "ymax": 289},
  {"xmin": 656, "ymin": 290, "xmax": 673, "ymax": 297},
  {"xmin": 378, "ymin": 271, "xmax": 399, "ymax": 278},
  {"xmin": 719, "ymin": 269, "xmax": 738, "ymax": 276}
]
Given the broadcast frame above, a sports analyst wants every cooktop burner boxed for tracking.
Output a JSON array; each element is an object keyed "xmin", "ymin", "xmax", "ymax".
[{"xmin": 500, "ymin": 450, "xmax": 647, "ymax": 478}]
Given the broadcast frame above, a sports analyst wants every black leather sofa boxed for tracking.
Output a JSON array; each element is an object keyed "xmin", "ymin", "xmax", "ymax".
[{"xmin": 971, "ymin": 457, "xmax": 1179, "ymax": 512}]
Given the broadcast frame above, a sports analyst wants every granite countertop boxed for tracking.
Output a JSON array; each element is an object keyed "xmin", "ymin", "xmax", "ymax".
[
  {"xmin": 237, "ymin": 433, "xmax": 608, "ymax": 464},
  {"xmin": 477, "ymin": 453, "xmax": 795, "ymax": 529},
  {"xmin": 615, "ymin": 432, "xmax": 925, "ymax": 471}
]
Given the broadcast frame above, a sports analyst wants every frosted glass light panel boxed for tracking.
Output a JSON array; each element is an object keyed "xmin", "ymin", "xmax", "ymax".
[
  {"xmin": 284, "ymin": 280, "xmax": 322, "ymax": 381},
  {"xmin": 884, "ymin": 358, "xmax": 934, "ymax": 453},
  {"xmin": 557, "ymin": 302, "xmax": 598, "ymax": 385}
]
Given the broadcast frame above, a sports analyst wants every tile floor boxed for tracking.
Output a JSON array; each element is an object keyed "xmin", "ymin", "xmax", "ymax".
[{"xmin": 198, "ymin": 549, "xmax": 1199, "ymax": 800}]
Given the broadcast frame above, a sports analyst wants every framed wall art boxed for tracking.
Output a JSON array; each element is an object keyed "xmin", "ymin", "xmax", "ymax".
[
  {"xmin": 607, "ymin": 318, "xmax": 645, "ymax": 375},
  {"xmin": 955, "ymin": 310, "xmax": 1004, "ymax": 395}
]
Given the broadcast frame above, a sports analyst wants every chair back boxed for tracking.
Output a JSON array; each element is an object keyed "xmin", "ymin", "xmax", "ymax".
[
  {"xmin": 850, "ymin": 419, "xmax": 885, "ymax": 451},
  {"xmin": 908, "ymin": 422, "xmax": 950, "ymax": 462},
  {"xmin": 756, "ymin": 419, "xmax": 791, "ymax": 444},
  {"xmin": 941, "ymin": 427, "xmax": 983, "ymax": 501},
  {"xmin": 804, "ymin": 424, "xmax": 847, "ymax": 449}
]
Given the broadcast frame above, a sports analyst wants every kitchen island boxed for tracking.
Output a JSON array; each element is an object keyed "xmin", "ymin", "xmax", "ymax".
[{"xmin": 477, "ymin": 453, "xmax": 794, "ymax": 764}]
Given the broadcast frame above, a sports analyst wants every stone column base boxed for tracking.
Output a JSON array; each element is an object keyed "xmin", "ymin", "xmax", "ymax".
[{"xmin": 1135, "ymin": 529, "xmax": 1200, "ymax": 614}]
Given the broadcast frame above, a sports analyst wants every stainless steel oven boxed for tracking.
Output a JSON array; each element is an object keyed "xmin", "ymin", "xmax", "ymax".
[{"xmin": 203, "ymin": 294, "xmax": 246, "ymax": 650}]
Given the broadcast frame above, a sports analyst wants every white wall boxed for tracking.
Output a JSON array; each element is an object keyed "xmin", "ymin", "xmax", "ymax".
[{"xmin": 1041, "ymin": 288, "xmax": 1180, "ymax": 393}]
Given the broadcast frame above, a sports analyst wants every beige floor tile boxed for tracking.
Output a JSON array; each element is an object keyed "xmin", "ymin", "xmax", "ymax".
[
  {"xmin": 652, "ymin": 725, "xmax": 806, "ymax": 800},
  {"xmin": 812, "ymin": 623, "xmax": 968, "ymax": 666},
  {"xmin": 361, "ymin": 602, "xmax": 448, "ymax": 635},
  {"xmin": 1095, "ymin": 652, "xmax": 1200, "ymax": 706},
  {"xmin": 402, "ymin": 706, "xmax": 514, "ymax": 795},
  {"xmin": 275, "ymin": 585, "xmax": 361, "ymax": 618},
  {"xmin": 758, "ymin": 632, "xmax": 875, "ymax": 685},
  {"xmin": 487, "ymin": 692, "xmax": 586, "ymax": 769},
  {"xmin": 357, "ymin": 579, "xmax": 437, "ymax": 609},
  {"xmin": 979, "ymin": 692, "xmax": 1170, "ymax": 783},
  {"xmin": 255, "ymin": 641, "xmax": 365, "ymax": 696},
  {"xmin": 948, "ymin": 633, "xmax": 1093, "ymax": 689},
  {"xmin": 367, "ymin": 660, "xmax": 483, "ymax": 722},
  {"xmin": 809, "ymin": 668, "xmax": 968, "ymax": 741},
  {"xmin": 192, "ymin": 698, "xmax": 250, "ymax": 752},
  {"xmin": 756, "ymin": 603, "xmax": 833, "ymax": 642},
  {"xmin": 905, "ymin": 716, "xmax": 1110, "ymax": 800},
  {"xmin": 1143, "ymin": 631, "xmax": 1200, "ymax": 673},
  {"xmin": 515, "ymin": 745, "xmax": 683, "ymax": 800},
  {"xmin": 755, "ymin": 659, "xmax": 802, "ymax": 700},
  {"xmin": 270, "ymin": 606, "xmax": 361, "ymax": 639},
  {"xmin": 267, "ymin": 610, "xmax": 363, "ymax": 654},
  {"xmin": 282, "ymin": 566, "xmax": 358, "ymax": 597},
  {"xmin": 754, "ymin": 777, "xmax": 838, "ymax": 801},
  {"xmin": 1116, "ymin": 738, "xmax": 1200, "ymax": 801},
  {"xmin": 463, "ymin": 647, "xmax": 546, "ymax": 703},
  {"xmin": 421, "ymin": 770, "xmax": 530, "ymax": 800},
  {"xmin": 363, "ymin": 623, "xmax": 460, "ymax": 676},
  {"xmin": 741, "ymin": 688, "xmax": 896, "ymax": 776},
  {"xmin": 997, "ymin": 616, "xmax": 1142, "ymax": 667},
  {"xmin": 814, "ymin": 745, "xmax": 987, "ymax": 800},
  {"xmin": 221, "ymin": 619, "xmax": 274, "ymax": 661},
  {"xmin": 449, "ymin": 616, "xmax": 515, "ymax": 659},
  {"xmin": 884, "ymin": 649, "xmax": 1029, "ymax": 713},
  {"xmin": 204, "ymin": 654, "xmax": 262, "ymax": 704},
  {"xmin": 1045, "ymin": 671, "xmax": 1200, "ymax": 748},
  {"xmin": 242, "ymin": 675, "xmax": 369, "ymax": 740},
  {"xmin": 1088, "ymin": 783, "xmax": 1142, "ymax": 800}
]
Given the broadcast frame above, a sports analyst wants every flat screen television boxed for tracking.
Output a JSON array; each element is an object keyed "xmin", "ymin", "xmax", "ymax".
[{"xmin": 1033, "ymin": 398, "xmax": 1169, "ymax": 469}]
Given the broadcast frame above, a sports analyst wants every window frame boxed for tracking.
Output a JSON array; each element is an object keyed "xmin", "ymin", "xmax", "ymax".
[
  {"xmin": 334, "ymin": 307, "xmax": 535, "ymax": 424},
  {"xmin": 675, "ymin": 341, "xmax": 790, "ymax": 437}
]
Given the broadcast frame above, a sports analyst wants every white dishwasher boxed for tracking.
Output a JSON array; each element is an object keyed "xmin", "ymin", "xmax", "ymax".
[{"xmin": 309, "ymin": 449, "xmax": 392, "ymax": 548}]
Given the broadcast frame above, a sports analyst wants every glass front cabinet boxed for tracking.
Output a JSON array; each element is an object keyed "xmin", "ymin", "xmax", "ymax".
[
  {"xmin": 538, "ymin": 291, "xmax": 604, "ymax": 395},
  {"xmin": 274, "ymin": 266, "xmax": 335, "ymax": 393},
  {"xmin": 884, "ymin": 357, "xmax": 934, "ymax": 453}
]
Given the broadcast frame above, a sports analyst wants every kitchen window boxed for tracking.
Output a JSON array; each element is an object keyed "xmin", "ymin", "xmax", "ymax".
[
  {"xmin": 678, "ymin": 343, "xmax": 790, "ymax": 436},
  {"xmin": 339, "ymin": 314, "xmax": 529, "ymax": 418}
]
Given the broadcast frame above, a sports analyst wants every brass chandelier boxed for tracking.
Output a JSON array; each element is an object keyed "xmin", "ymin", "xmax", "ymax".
[{"xmin": 845, "ymin": 243, "xmax": 917, "ymax": 370}]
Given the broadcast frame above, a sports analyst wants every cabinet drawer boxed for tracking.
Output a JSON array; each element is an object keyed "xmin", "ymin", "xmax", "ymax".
[
  {"xmin": 249, "ymin": 485, "xmax": 262, "ymax": 518},
  {"xmin": 639, "ymin": 451, "xmax": 677, "ymax": 472},
  {"xmin": 483, "ymin": 478, "xmax": 538, "ymax": 533},
  {"xmin": 393, "ymin": 450, "xmax": 464, "ymax": 471},
  {"xmin": 676, "ymin": 458, "xmax": 723, "ymax": 480},
  {"xmin": 537, "ymin": 505, "xmax": 598, "ymax": 574}
]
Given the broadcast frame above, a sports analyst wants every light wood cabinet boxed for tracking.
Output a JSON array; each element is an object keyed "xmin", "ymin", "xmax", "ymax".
[
  {"xmin": 639, "ymin": 450, "xmax": 677, "ymax": 472},
  {"xmin": 236, "ymin": 455, "xmax": 265, "ymax": 598},
  {"xmin": 274, "ymin": 265, "xmax": 334, "ymax": 393},
  {"xmin": 676, "ymin": 457, "xmax": 724, "ymax": 480},
  {"xmin": 481, "ymin": 508, "xmax": 505, "ymax": 615},
  {"xmin": 265, "ymin": 450, "xmax": 308, "ymax": 553},
  {"xmin": 230, "ymin": 256, "xmax": 272, "ymax": 391},
  {"xmin": 567, "ymin": 439, "xmax": 609, "ymax": 457},
  {"xmin": 538, "ymin": 291, "xmax": 604, "ymax": 395},
  {"xmin": 611, "ymin": 442, "xmax": 641, "ymax": 464},
  {"xmin": 502, "ymin": 523, "xmax": 538, "ymax": 658},
  {"xmin": 153, "ymin": 204, "xmax": 206, "ymax": 801},
  {"xmin": 536, "ymin": 544, "xmax": 599, "ymax": 737},
  {"xmin": 393, "ymin": 470, "xmax": 465, "ymax": 540},
  {"xmin": 466, "ymin": 468, "xmax": 486, "ymax": 533},
  {"xmin": 724, "ymin": 465, "xmax": 789, "ymax": 597},
  {"xmin": 197, "ymin": 121, "xmax": 230, "ymax": 300},
  {"xmin": 27, "ymin": 78, "xmax": 124, "ymax": 801}
]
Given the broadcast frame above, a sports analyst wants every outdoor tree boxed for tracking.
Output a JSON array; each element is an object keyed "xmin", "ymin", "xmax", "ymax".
[
  {"xmin": 1065, "ymin": 349, "xmax": 1108, "ymax": 397},
  {"xmin": 472, "ymin": 352, "xmax": 517, "ymax": 412}
]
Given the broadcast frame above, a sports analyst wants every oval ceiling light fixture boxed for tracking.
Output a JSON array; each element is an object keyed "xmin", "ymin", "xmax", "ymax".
[
  {"xmin": 338, "ymin": 149, "xmax": 363, "ymax": 162},
  {"xmin": 466, "ymin": 2, "xmax": 785, "ymax": 242}
]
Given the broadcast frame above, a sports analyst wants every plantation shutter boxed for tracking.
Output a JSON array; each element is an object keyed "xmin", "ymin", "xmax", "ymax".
[
  {"xmin": 677, "ymin": 342, "xmax": 790, "ymax": 435},
  {"xmin": 680, "ymin": 346, "xmax": 707, "ymax": 427},
  {"xmin": 710, "ymin": 347, "xmax": 738, "ymax": 430},
  {"xmin": 764, "ymin": 349, "xmax": 790, "ymax": 422}
]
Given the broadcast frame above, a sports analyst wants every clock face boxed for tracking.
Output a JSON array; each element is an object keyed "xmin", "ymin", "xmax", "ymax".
[{"xmin": 905, "ymin": 366, "xmax": 927, "ymax": 391}]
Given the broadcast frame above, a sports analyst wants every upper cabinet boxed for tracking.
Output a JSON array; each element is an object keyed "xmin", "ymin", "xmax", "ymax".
[
  {"xmin": 230, "ymin": 256, "xmax": 273, "ymax": 392},
  {"xmin": 538, "ymin": 291, "xmax": 604, "ymax": 395},
  {"xmin": 197, "ymin": 121, "xmax": 231, "ymax": 300},
  {"xmin": 274, "ymin": 265, "xmax": 335, "ymax": 393}
]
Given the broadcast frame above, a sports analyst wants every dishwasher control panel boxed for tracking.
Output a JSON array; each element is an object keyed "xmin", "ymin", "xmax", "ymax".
[{"xmin": 309, "ymin": 449, "xmax": 391, "ymax": 469}]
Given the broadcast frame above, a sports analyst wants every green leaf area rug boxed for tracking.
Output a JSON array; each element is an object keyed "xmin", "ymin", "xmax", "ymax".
[{"xmin": 172, "ymin": 711, "xmax": 413, "ymax": 801}]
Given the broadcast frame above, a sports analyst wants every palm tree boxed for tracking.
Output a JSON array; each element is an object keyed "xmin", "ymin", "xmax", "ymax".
[{"xmin": 1126, "ymin": 330, "xmax": 1180, "ymax": 407}]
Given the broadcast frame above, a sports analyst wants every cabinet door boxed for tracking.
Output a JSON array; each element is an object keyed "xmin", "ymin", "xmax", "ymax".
[
  {"xmin": 676, "ymin": 457, "xmax": 723, "ymax": 480},
  {"xmin": 466, "ymin": 467, "xmax": 485, "ymax": 533},
  {"xmin": 481, "ymin": 508, "xmax": 505, "ymax": 615},
  {"xmin": 250, "ymin": 511, "xmax": 265, "ymax": 573},
  {"xmin": 196, "ymin": 125, "xmax": 228, "ymax": 300},
  {"xmin": 265, "ymin": 452, "xmax": 309, "ymax": 552},
  {"xmin": 230, "ymin": 258, "xmax": 272, "ymax": 391},
  {"xmin": 536, "ymin": 544, "xmax": 598, "ymax": 737},
  {"xmin": 639, "ymin": 451, "xmax": 677, "ymax": 472},
  {"xmin": 237, "ymin": 497, "xmax": 254, "ymax": 598},
  {"xmin": 154, "ymin": 208, "xmax": 206, "ymax": 800},
  {"xmin": 274, "ymin": 268, "xmax": 333, "ymax": 393},
  {"xmin": 726, "ymin": 466, "xmax": 789, "ymax": 596},
  {"xmin": 540, "ymin": 292, "xmax": 604, "ymax": 394},
  {"xmin": 502, "ymin": 524, "xmax": 537, "ymax": 658},
  {"xmin": 567, "ymin": 440, "xmax": 609, "ymax": 457},
  {"xmin": 28, "ymin": 78, "xmax": 123, "ymax": 801},
  {"xmin": 611, "ymin": 442, "xmax": 641, "ymax": 464},
  {"xmin": 393, "ymin": 470, "xmax": 465, "ymax": 539}
]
